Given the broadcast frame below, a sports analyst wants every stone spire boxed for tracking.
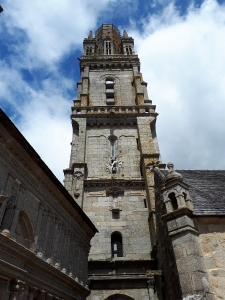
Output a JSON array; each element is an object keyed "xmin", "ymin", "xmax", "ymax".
[
  {"xmin": 88, "ymin": 30, "xmax": 93, "ymax": 39},
  {"xmin": 122, "ymin": 30, "xmax": 129, "ymax": 38}
]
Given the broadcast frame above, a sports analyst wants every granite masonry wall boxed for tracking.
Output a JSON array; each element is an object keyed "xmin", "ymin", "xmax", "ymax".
[
  {"xmin": 88, "ymin": 69, "xmax": 136, "ymax": 106},
  {"xmin": 83, "ymin": 186, "xmax": 150, "ymax": 261},
  {"xmin": 196, "ymin": 217, "xmax": 225, "ymax": 300},
  {"xmin": 0, "ymin": 110, "xmax": 97, "ymax": 299}
]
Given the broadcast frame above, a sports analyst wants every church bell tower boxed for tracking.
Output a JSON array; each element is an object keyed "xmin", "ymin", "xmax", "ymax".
[{"xmin": 64, "ymin": 24, "xmax": 162, "ymax": 300}]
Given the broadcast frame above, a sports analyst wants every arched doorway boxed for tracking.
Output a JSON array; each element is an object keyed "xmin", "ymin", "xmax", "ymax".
[{"xmin": 105, "ymin": 294, "xmax": 135, "ymax": 300}]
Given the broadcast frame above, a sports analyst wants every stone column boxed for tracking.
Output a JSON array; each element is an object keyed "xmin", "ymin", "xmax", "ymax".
[
  {"xmin": 9, "ymin": 280, "xmax": 26, "ymax": 300},
  {"xmin": 147, "ymin": 278, "xmax": 157, "ymax": 300}
]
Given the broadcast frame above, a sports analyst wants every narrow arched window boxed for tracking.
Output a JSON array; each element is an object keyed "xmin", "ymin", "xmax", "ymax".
[
  {"xmin": 86, "ymin": 47, "xmax": 89, "ymax": 55},
  {"xmin": 108, "ymin": 135, "xmax": 117, "ymax": 158},
  {"xmin": 111, "ymin": 232, "xmax": 123, "ymax": 258},
  {"xmin": 169, "ymin": 192, "xmax": 178, "ymax": 211},
  {"xmin": 105, "ymin": 78, "xmax": 114, "ymax": 104}
]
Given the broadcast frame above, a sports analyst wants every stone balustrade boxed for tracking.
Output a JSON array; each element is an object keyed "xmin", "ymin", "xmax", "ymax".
[{"xmin": 71, "ymin": 105, "xmax": 156, "ymax": 116}]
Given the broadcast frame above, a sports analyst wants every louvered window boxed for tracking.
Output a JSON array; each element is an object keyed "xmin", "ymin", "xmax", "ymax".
[
  {"xmin": 111, "ymin": 232, "xmax": 123, "ymax": 258},
  {"xmin": 106, "ymin": 78, "xmax": 115, "ymax": 104},
  {"xmin": 106, "ymin": 41, "xmax": 111, "ymax": 54}
]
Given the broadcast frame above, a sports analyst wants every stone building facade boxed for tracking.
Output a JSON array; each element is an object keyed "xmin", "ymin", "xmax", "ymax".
[
  {"xmin": 0, "ymin": 109, "xmax": 97, "ymax": 299},
  {"xmin": 65, "ymin": 24, "xmax": 225, "ymax": 300},
  {"xmin": 1, "ymin": 23, "xmax": 225, "ymax": 300}
]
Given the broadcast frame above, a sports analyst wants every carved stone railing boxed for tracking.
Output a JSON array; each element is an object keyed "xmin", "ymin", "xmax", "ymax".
[
  {"xmin": 79, "ymin": 54, "xmax": 139, "ymax": 61},
  {"xmin": 71, "ymin": 105, "xmax": 157, "ymax": 116}
]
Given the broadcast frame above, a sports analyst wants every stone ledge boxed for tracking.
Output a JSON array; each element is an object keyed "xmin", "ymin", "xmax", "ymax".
[
  {"xmin": 88, "ymin": 259, "xmax": 157, "ymax": 270},
  {"xmin": 84, "ymin": 178, "xmax": 145, "ymax": 188},
  {"xmin": 161, "ymin": 207, "xmax": 193, "ymax": 222},
  {"xmin": 0, "ymin": 234, "xmax": 89, "ymax": 298},
  {"xmin": 88, "ymin": 274, "xmax": 152, "ymax": 281}
]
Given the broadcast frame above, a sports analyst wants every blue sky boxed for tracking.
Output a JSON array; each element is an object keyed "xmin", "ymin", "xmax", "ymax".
[{"xmin": 1, "ymin": 0, "xmax": 225, "ymax": 181}]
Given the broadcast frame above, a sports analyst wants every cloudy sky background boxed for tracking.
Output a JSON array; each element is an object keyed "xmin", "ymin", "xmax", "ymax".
[{"xmin": 1, "ymin": 0, "xmax": 225, "ymax": 182}]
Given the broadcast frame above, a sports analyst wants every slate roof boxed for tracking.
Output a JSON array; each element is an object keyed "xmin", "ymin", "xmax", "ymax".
[{"xmin": 162, "ymin": 170, "xmax": 225, "ymax": 216}]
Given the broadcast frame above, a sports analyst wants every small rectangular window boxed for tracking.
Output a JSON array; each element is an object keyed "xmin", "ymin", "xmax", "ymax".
[
  {"xmin": 136, "ymin": 138, "xmax": 140, "ymax": 150},
  {"xmin": 144, "ymin": 199, "xmax": 147, "ymax": 208}
]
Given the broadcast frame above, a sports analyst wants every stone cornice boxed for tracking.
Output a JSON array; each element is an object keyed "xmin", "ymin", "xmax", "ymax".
[
  {"xmin": 161, "ymin": 207, "xmax": 193, "ymax": 222},
  {"xmin": 0, "ymin": 234, "xmax": 90, "ymax": 299},
  {"xmin": 88, "ymin": 259, "xmax": 156, "ymax": 270},
  {"xmin": 64, "ymin": 163, "xmax": 88, "ymax": 175},
  {"xmin": 71, "ymin": 105, "xmax": 157, "ymax": 118},
  {"xmin": 84, "ymin": 178, "xmax": 145, "ymax": 188},
  {"xmin": 79, "ymin": 54, "xmax": 139, "ymax": 62},
  {"xmin": 88, "ymin": 274, "xmax": 151, "ymax": 281}
]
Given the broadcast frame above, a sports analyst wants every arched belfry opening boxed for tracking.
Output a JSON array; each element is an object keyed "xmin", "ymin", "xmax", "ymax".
[
  {"xmin": 111, "ymin": 232, "xmax": 123, "ymax": 258},
  {"xmin": 105, "ymin": 294, "xmax": 135, "ymax": 300},
  {"xmin": 169, "ymin": 192, "xmax": 178, "ymax": 211}
]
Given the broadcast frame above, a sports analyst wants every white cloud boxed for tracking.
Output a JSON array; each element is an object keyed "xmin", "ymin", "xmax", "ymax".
[
  {"xmin": 1, "ymin": 0, "xmax": 127, "ymax": 182},
  {"xmin": 3, "ymin": 0, "xmax": 120, "ymax": 64},
  {"xmin": 2, "ymin": 0, "xmax": 225, "ymax": 184},
  {"xmin": 129, "ymin": 0, "xmax": 225, "ymax": 169},
  {"xmin": 0, "ymin": 62, "xmax": 73, "ymax": 181}
]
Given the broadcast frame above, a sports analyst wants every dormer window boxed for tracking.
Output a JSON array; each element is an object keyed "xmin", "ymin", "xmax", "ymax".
[
  {"xmin": 106, "ymin": 42, "xmax": 111, "ymax": 54},
  {"xmin": 106, "ymin": 41, "xmax": 111, "ymax": 54},
  {"xmin": 125, "ymin": 45, "xmax": 132, "ymax": 55},
  {"xmin": 86, "ymin": 46, "xmax": 93, "ymax": 55},
  {"xmin": 105, "ymin": 78, "xmax": 114, "ymax": 104}
]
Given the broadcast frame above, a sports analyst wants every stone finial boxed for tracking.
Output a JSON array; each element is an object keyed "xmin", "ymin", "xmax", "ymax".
[
  {"xmin": 1, "ymin": 229, "xmax": 10, "ymax": 238},
  {"xmin": 123, "ymin": 30, "xmax": 129, "ymax": 38},
  {"xmin": 46, "ymin": 258, "xmax": 52, "ymax": 265},
  {"xmin": 61, "ymin": 268, "xmax": 66, "ymax": 274},
  {"xmin": 69, "ymin": 272, "xmax": 73, "ymax": 277},
  {"xmin": 37, "ymin": 252, "xmax": 43, "ymax": 259},
  {"xmin": 55, "ymin": 263, "xmax": 60, "ymax": 270},
  {"xmin": 88, "ymin": 30, "xmax": 93, "ymax": 39},
  {"xmin": 165, "ymin": 162, "xmax": 183, "ymax": 182}
]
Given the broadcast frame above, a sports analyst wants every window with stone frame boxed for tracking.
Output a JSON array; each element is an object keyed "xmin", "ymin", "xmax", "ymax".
[
  {"xmin": 125, "ymin": 45, "xmax": 132, "ymax": 55},
  {"xmin": 105, "ymin": 78, "xmax": 115, "ymax": 104},
  {"xmin": 86, "ymin": 46, "xmax": 93, "ymax": 55},
  {"xmin": 105, "ymin": 41, "xmax": 111, "ymax": 54},
  {"xmin": 108, "ymin": 135, "xmax": 117, "ymax": 158},
  {"xmin": 111, "ymin": 232, "xmax": 123, "ymax": 258},
  {"xmin": 169, "ymin": 192, "xmax": 178, "ymax": 211}
]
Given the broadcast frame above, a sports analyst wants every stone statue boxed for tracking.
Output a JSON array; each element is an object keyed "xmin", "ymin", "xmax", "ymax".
[
  {"xmin": 106, "ymin": 157, "xmax": 122, "ymax": 174},
  {"xmin": 88, "ymin": 30, "xmax": 93, "ymax": 39},
  {"xmin": 123, "ymin": 30, "xmax": 129, "ymax": 38}
]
